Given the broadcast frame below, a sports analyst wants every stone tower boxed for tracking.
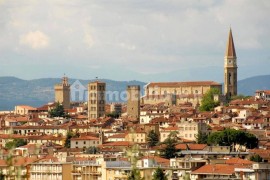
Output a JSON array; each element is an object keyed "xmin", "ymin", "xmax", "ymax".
[
  {"xmin": 127, "ymin": 85, "xmax": 140, "ymax": 120},
  {"xmin": 54, "ymin": 76, "xmax": 70, "ymax": 109},
  {"xmin": 224, "ymin": 28, "xmax": 237, "ymax": 98},
  {"xmin": 88, "ymin": 81, "xmax": 106, "ymax": 119}
]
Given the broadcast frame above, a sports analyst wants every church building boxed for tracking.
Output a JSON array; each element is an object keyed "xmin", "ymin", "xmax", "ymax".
[{"xmin": 141, "ymin": 28, "xmax": 238, "ymax": 106}]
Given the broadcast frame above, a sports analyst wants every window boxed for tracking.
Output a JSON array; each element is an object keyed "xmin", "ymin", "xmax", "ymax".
[
  {"xmin": 76, "ymin": 141, "xmax": 78, "ymax": 144},
  {"xmin": 84, "ymin": 141, "xmax": 86, "ymax": 144}
]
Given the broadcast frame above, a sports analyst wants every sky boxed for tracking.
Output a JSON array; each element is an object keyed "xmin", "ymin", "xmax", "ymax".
[{"xmin": 0, "ymin": 0, "xmax": 270, "ymax": 83}]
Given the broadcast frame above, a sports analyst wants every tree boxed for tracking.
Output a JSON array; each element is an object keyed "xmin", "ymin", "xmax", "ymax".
[
  {"xmin": 49, "ymin": 102, "xmax": 66, "ymax": 118},
  {"xmin": 153, "ymin": 167, "xmax": 167, "ymax": 180},
  {"xmin": 195, "ymin": 131, "xmax": 208, "ymax": 144},
  {"xmin": 126, "ymin": 142, "xmax": 143, "ymax": 180},
  {"xmin": 250, "ymin": 154, "xmax": 263, "ymax": 162},
  {"xmin": 106, "ymin": 111, "xmax": 120, "ymax": 118},
  {"xmin": 199, "ymin": 88, "xmax": 220, "ymax": 111},
  {"xmin": 161, "ymin": 131, "xmax": 179, "ymax": 159},
  {"xmin": 147, "ymin": 130, "xmax": 159, "ymax": 147},
  {"xmin": 5, "ymin": 139, "xmax": 27, "ymax": 150},
  {"xmin": 0, "ymin": 171, "xmax": 4, "ymax": 180},
  {"xmin": 64, "ymin": 131, "xmax": 79, "ymax": 148},
  {"xmin": 85, "ymin": 146, "xmax": 99, "ymax": 154},
  {"xmin": 128, "ymin": 168, "xmax": 143, "ymax": 180},
  {"xmin": 207, "ymin": 129, "xmax": 258, "ymax": 150}
]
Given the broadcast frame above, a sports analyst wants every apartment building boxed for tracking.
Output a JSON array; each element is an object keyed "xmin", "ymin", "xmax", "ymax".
[{"xmin": 30, "ymin": 159, "xmax": 72, "ymax": 180}]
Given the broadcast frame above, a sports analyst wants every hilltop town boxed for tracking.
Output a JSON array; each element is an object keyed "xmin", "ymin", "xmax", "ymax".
[{"xmin": 1, "ymin": 29, "xmax": 270, "ymax": 180}]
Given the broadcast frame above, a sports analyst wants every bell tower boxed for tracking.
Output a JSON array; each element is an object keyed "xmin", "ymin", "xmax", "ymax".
[{"xmin": 224, "ymin": 28, "xmax": 237, "ymax": 98}]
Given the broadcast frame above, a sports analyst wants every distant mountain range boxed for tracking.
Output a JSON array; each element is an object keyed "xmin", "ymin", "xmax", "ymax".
[{"xmin": 0, "ymin": 75, "xmax": 270, "ymax": 111}]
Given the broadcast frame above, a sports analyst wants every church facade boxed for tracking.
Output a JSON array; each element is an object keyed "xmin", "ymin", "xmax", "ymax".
[{"xmin": 141, "ymin": 81, "xmax": 222, "ymax": 106}]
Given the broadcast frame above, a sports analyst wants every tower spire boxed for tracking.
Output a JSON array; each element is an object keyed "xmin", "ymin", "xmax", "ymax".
[
  {"xmin": 224, "ymin": 28, "xmax": 238, "ymax": 98},
  {"xmin": 225, "ymin": 28, "xmax": 236, "ymax": 57}
]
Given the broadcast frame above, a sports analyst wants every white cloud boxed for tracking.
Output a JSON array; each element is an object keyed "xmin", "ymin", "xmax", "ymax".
[
  {"xmin": 0, "ymin": 0, "xmax": 270, "ymax": 80},
  {"xmin": 84, "ymin": 32, "xmax": 94, "ymax": 48},
  {"xmin": 20, "ymin": 31, "xmax": 49, "ymax": 49},
  {"xmin": 119, "ymin": 42, "xmax": 136, "ymax": 50}
]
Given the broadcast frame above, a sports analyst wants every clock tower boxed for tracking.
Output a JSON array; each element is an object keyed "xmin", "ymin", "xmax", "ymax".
[{"xmin": 224, "ymin": 28, "xmax": 237, "ymax": 98}]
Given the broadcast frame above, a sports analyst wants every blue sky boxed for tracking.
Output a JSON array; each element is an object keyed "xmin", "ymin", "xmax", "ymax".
[{"xmin": 0, "ymin": 0, "xmax": 269, "ymax": 82}]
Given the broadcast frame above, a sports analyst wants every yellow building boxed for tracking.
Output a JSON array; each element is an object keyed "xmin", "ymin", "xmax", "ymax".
[
  {"xmin": 30, "ymin": 159, "xmax": 72, "ymax": 180},
  {"xmin": 14, "ymin": 105, "xmax": 36, "ymax": 115},
  {"xmin": 125, "ymin": 130, "xmax": 147, "ymax": 144},
  {"xmin": 72, "ymin": 160, "xmax": 103, "ymax": 180}
]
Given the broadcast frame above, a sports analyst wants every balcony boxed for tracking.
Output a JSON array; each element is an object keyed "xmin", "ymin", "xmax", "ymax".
[{"xmin": 71, "ymin": 170, "xmax": 82, "ymax": 175}]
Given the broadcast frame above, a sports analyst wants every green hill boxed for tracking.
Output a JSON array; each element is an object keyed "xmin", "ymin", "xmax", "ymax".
[{"xmin": 0, "ymin": 75, "xmax": 270, "ymax": 110}]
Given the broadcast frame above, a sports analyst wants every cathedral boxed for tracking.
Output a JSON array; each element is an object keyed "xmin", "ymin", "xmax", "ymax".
[{"xmin": 141, "ymin": 28, "xmax": 238, "ymax": 106}]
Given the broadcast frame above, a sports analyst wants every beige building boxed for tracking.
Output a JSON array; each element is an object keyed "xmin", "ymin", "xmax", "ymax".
[
  {"xmin": 127, "ymin": 85, "xmax": 140, "ymax": 120},
  {"xmin": 177, "ymin": 120, "xmax": 208, "ymax": 141},
  {"xmin": 72, "ymin": 160, "xmax": 103, "ymax": 180},
  {"xmin": 54, "ymin": 76, "xmax": 70, "ymax": 109},
  {"xmin": 70, "ymin": 135, "xmax": 101, "ymax": 149},
  {"xmin": 224, "ymin": 28, "xmax": 238, "ymax": 98},
  {"xmin": 141, "ymin": 81, "xmax": 222, "ymax": 106},
  {"xmin": 30, "ymin": 160, "xmax": 72, "ymax": 180},
  {"xmin": 88, "ymin": 81, "xmax": 106, "ymax": 119},
  {"xmin": 15, "ymin": 105, "xmax": 36, "ymax": 115},
  {"xmin": 125, "ymin": 130, "xmax": 147, "ymax": 144}
]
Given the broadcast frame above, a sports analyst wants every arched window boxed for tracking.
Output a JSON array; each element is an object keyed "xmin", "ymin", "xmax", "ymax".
[
  {"xmin": 195, "ymin": 90, "xmax": 198, "ymax": 94},
  {"xmin": 152, "ymin": 91, "xmax": 155, "ymax": 95}
]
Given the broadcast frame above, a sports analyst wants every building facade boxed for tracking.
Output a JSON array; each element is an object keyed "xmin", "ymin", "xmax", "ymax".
[
  {"xmin": 141, "ymin": 81, "xmax": 222, "ymax": 106},
  {"xmin": 88, "ymin": 81, "xmax": 106, "ymax": 119},
  {"xmin": 54, "ymin": 76, "xmax": 70, "ymax": 109}
]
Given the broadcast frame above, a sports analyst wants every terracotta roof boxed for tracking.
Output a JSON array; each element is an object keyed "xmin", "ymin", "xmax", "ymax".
[
  {"xmin": 141, "ymin": 156, "xmax": 170, "ymax": 166},
  {"xmin": 0, "ymin": 157, "xmax": 40, "ymax": 167},
  {"xmin": 187, "ymin": 144, "xmax": 207, "ymax": 150},
  {"xmin": 225, "ymin": 158, "xmax": 253, "ymax": 165},
  {"xmin": 16, "ymin": 105, "xmax": 36, "ymax": 110},
  {"xmin": 147, "ymin": 81, "xmax": 221, "ymax": 87},
  {"xmin": 108, "ymin": 133, "xmax": 126, "ymax": 139},
  {"xmin": 71, "ymin": 136, "xmax": 99, "ymax": 141},
  {"xmin": 102, "ymin": 141, "xmax": 133, "ymax": 147},
  {"xmin": 192, "ymin": 164, "xmax": 237, "ymax": 175},
  {"xmin": 176, "ymin": 144, "xmax": 187, "ymax": 150}
]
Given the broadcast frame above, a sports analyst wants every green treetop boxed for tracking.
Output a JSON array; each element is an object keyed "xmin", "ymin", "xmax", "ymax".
[
  {"xmin": 147, "ymin": 130, "xmax": 159, "ymax": 147},
  {"xmin": 152, "ymin": 167, "xmax": 167, "ymax": 180},
  {"xmin": 199, "ymin": 88, "xmax": 220, "ymax": 111}
]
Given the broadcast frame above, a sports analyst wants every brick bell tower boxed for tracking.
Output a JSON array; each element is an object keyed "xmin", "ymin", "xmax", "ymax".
[{"xmin": 224, "ymin": 28, "xmax": 238, "ymax": 98}]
